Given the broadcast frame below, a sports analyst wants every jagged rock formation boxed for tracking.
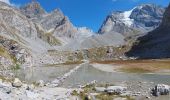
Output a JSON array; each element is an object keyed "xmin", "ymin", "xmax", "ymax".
[
  {"xmin": 20, "ymin": 1, "xmax": 92, "ymax": 39},
  {"xmin": 126, "ymin": 4, "xmax": 170, "ymax": 59},
  {"xmin": 20, "ymin": 0, "xmax": 46, "ymax": 19},
  {"xmin": 98, "ymin": 4, "xmax": 165, "ymax": 39}
]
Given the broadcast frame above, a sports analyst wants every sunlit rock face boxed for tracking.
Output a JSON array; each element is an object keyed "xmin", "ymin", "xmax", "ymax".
[{"xmin": 98, "ymin": 4, "xmax": 165, "ymax": 38}]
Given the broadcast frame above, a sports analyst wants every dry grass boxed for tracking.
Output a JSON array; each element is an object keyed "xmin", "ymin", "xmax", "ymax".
[
  {"xmin": 92, "ymin": 59, "xmax": 170, "ymax": 73},
  {"xmin": 0, "ymin": 46, "xmax": 17, "ymax": 63}
]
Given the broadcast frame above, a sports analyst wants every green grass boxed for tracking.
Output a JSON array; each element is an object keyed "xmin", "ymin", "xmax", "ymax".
[
  {"xmin": 0, "ymin": 46, "xmax": 17, "ymax": 64},
  {"xmin": 44, "ymin": 32, "xmax": 61, "ymax": 46},
  {"xmin": 11, "ymin": 64, "xmax": 21, "ymax": 70},
  {"xmin": 71, "ymin": 83, "xmax": 134, "ymax": 100}
]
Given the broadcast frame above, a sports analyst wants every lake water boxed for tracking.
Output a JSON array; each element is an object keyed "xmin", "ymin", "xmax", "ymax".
[
  {"xmin": 15, "ymin": 63, "xmax": 170, "ymax": 87},
  {"xmin": 14, "ymin": 63, "xmax": 170, "ymax": 100},
  {"xmin": 14, "ymin": 65, "xmax": 76, "ymax": 83},
  {"xmin": 62, "ymin": 64, "xmax": 170, "ymax": 87}
]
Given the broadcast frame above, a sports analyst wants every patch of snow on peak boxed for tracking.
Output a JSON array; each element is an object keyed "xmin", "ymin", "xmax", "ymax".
[
  {"xmin": 138, "ymin": 5, "xmax": 144, "ymax": 9},
  {"xmin": 122, "ymin": 7, "xmax": 136, "ymax": 26}
]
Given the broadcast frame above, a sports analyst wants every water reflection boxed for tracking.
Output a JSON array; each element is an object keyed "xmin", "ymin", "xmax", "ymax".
[
  {"xmin": 14, "ymin": 65, "xmax": 76, "ymax": 83},
  {"xmin": 62, "ymin": 64, "xmax": 170, "ymax": 87}
]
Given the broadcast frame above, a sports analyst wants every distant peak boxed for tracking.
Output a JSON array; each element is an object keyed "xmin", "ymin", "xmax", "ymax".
[{"xmin": 20, "ymin": 0, "xmax": 46, "ymax": 18}]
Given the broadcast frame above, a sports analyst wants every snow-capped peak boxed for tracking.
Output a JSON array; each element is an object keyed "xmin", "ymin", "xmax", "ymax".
[{"xmin": 122, "ymin": 7, "xmax": 136, "ymax": 26}]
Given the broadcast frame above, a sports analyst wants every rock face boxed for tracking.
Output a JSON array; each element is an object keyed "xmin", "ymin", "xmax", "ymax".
[
  {"xmin": 126, "ymin": 4, "xmax": 170, "ymax": 59},
  {"xmin": 98, "ymin": 4, "xmax": 165, "ymax": 38}
]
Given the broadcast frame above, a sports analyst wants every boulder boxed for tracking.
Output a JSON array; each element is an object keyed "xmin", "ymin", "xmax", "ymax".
[
  {"xmin": 37, "ymin": 80, "xmax": 45, "ymax": 87},
  {"xmin": 105, "ymin": 86, "xmax": 127, "ymax": 94},
  {"xmin": 12, "ymin": 78, "xmax": 22, "ymax": 88},
  {"xmin": 94, "ymin": 87, "xmax": 106, "ymax": 92},
  {"xmin": 151, "ymin": 84, "xmax": 170, "ymax": 96}
]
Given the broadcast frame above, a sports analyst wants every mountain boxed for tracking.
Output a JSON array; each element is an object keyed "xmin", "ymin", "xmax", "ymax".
[
  {"xmin": 98, "ymin": 4, "xmax": 165, "ymax": 38},
  {"xmin": 62, "ymin": 32, "xmax": 125, "ymax": 50},
  {"xmin": 0, "ymin": 0, "xmax": 168, "ymax": 68},
  {"xmin": 20, "ymin": 1, "xmax": 93, "ymax": 40},
  {"xmin": 59, "ymin": 4, "xmax": 166, "ymax": 51},
  {"xmin": 126, "ymin": 4, "xmax": 170, "ymax": 59},
  {"xmin": 0, "ymin": 1, "xmax": 94, "ymax": 68}
]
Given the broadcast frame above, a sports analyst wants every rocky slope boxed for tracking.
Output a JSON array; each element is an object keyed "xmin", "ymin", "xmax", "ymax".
[
  {"xmin": 98, "ymin": 4, "xmax": 165, "ymax": 39},
  {"xmin": 0, "ymin": 1, "xmax": 51, "ymax": 68},
  {"xmin": 126, "ymin": 4, "xmax": 170, "ymax": 59}
]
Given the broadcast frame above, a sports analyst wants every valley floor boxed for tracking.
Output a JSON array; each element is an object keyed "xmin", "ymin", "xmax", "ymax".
[
  {"xmin": 91, "ymin": 59, "xmax": 170, "ymax": 74},
  {"xmin": 1, "ymin": 59, "xmax": 170, "ymax": 100}
]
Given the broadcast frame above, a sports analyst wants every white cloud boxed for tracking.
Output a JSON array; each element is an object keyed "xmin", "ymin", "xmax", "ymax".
[
  {"xmin": 0, "ymin": 0, "xmax": 19, "ymax": 7},
  {"xmin": 0, "ymin": 0, "xmax": 11, "ymax": 4}
]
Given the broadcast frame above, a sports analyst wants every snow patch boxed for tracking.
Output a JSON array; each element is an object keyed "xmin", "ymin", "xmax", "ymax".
[{"xmin": 122, "ymin": 7, "xmax": 136, "ymax": 26}]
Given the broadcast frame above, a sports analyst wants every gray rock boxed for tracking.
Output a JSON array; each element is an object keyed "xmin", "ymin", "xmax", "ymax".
[
  {"xmin": 151, "ymin": 84, "xmax": 170, "ymax": 96},
  {"xmin": 94, "ymin": 87, "xmax": 106, "ymax": 92},
  {"xmin": 12, "ymin": 78, "xmax": 22, "ymax": 88},
  {"xmin": 36, "ymin": 80, "xmax": 45, "ymax": 87},
  {"xmin": 105, "ymin": 86, "xmax": 127, "ymax": 94}
]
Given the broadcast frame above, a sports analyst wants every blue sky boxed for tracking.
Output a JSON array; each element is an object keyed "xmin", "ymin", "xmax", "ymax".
[{"xmin": 8, "ymin": 0, "xmax": 170, "ymax": 31}]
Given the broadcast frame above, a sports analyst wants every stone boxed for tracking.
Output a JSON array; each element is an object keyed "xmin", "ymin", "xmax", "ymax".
[
  {"xmin": 94, "ymin": 87, "xmax": 106, "ymax": 92},
  {"xmin": 37, "ymin": 80, "xmax": 45, "ymax": 87},
  {"xmin": 105, "ymin": 86, "xmax": 127, "ymax": 94},
  {"xmin": 151, "ymin": 84, "xmax": 170, "ymax": 96},
  {"xmin": 146, "ymin": 96, "xmax": 151, "ymax": 99},
  {"xmin": 22, "ymin": 84, "xmax": 29, "ymax": 90},
  {"xmin": 12, "ymin": 78, "xmax": 22, "ymax": 88},
  {"xmin": 27, "ymin": 84, "xmax": 35, "ymax": 90}
]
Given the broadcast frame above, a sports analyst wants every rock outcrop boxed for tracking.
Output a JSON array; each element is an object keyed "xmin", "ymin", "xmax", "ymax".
[{"xmin": 151, "ymin": 84, "xmax": 170, "ymax": 96}]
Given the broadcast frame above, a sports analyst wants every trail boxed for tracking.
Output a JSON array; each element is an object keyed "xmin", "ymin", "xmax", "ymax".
[{"xmin": 49, "ymin": 60, "xmax": 89, "ymax": 87}]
